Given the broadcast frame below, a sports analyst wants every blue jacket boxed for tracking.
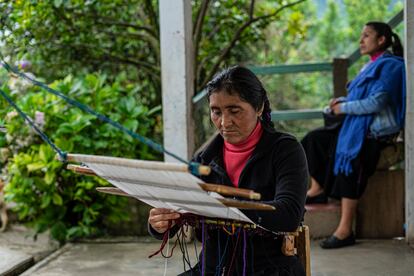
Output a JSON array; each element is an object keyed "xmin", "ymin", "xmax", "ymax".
[
  {"xmin": 334, "ymin": 53, "xmax": 405, "ymax": 175},
  {"xmin": 339, "ymin": 53, "xmax": 405, "ymax": 138}
]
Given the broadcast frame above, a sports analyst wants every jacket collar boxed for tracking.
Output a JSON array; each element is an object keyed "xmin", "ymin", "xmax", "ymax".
[{"xmin": 199, "ymin": 123, "xmax": 278, "ymax": 165}]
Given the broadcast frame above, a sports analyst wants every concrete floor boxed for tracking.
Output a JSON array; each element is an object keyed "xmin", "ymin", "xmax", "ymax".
[
  {"xmin": 2, "ymin": 226, "xmax": 414, "ymax": 276},
  {"xmin": 310, "ymin": 238, "xmax": 414, "ymax": 276}
]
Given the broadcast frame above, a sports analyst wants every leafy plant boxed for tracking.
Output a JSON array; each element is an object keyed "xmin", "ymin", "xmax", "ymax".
[{"xmin": 0, "ymin": 73, "xmax": 162, "ymax": 243}]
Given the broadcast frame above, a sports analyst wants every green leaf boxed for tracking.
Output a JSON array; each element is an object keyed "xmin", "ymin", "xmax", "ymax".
[
  {"xmin": 41, "ymin": 196, "xmax": 51, "ymax": 209},
  {"xmin": 44, "ymin": 171, "xmax": 55, "ymax": 185},
  {"xmin": 123, "ymin": 119, "xmax": 138, "ymax": 132},
  {"xmin": 27, "ymin": 163, "xmax": 45, "ymax": 172},
  {"xmin": 53, "ymin": 0, "xmax": 63, "ymax": 8},
  {"xmin": 50, "ymin": 222, "xmax": 67, "ymax": 243},
  {"xmin": 52, "ymin": 193, "xmax": 63, "ymax": 206},
  {"xmin": 73, "ymin": 204, "xmax": 84, "ymax": 212}
]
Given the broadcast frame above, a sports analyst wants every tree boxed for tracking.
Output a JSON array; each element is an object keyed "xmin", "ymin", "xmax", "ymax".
[
  {"xmin": 0, "ymin": 0, "xmax": 309, "ymax": 241},
  {"xmin": 0, "ymin": 0, "xmax": 307, "ymax": 100}
]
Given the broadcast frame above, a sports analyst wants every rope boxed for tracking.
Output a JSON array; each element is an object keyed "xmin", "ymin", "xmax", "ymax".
[
  {"xmin": 0, "ymin": 88, "xmax": 67, "ymax": 161},
  {"xmin": 0, "ymin": 57, "xmax": 191, "ymax": 166}
]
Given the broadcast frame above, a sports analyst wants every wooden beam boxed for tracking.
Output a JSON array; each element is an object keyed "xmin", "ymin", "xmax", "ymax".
[
  {"xmin": 405, "ymin": 0, "xmax": 414, "ymax": 245},
  {"xmin": 332, "ymin": 58, "xmax": 349, "ymax": 98},
  {"xmin": 248, "ymin": 62, "xmax": 332, "ymax": 75},
  {"xmin": 67, "ymin": 164, "xmax": 261, "ymax": 200},
  {"xmin": 271, "ymin": 109, "xmax": 323, "ymax": 121},
  {"xmin": 159, "ymin": 0, "xmax": 195, "ymax": 161},
  {"xmin": 96, "ymin": 187, "xmax": 274, "ymax": 210}
]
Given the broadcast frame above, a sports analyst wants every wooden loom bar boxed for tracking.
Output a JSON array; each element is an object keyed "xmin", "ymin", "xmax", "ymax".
[
  {"xmin": 95, "ymin": 187, "xmax": 274, "ymax": 211},
  {"xmin": 67, "ymin": 165, "xmax": 261, "ymax": 200},
  {"xmin": 65, "ymin": 153, "xmax": 211, "ymax": 176},
  {"xmin": 198, "ymin": 183, "xmax": 261, "ymax": 200}
]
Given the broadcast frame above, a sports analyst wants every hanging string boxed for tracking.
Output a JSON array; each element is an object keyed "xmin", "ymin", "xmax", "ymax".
[
  {"xmin": 242, "ymin": 229, "xmax": 247, "ymax": 276},
  {"xmin": 148, "ymin": 221, "xmax": 179, "ymax": 259},
  {"xmin": 147, "ymin": 214, "xmax": 298, "ymax": 274},
  {"xmin": 215, "ymin": 231, "xmax": 230, "ymax": 276},
  {"xmin": 193, "ymin": 232, "xmax": 199, "ymax": 264},
  {"xmin": 249, "ymin": 236, "xmax": 255, "ymax": 275},
  {"xmin": 163, "ymin": 234, "xmax": 170, "ymax": 276},
  {"xmin": 201, "ymin": 218, "xmax": 206, "ymax": 276},
  {"xmin": 226, "ymin": 228, "xmax": 242, "ymax": 276},
  {"xmin": 176, "ymin": 225, "xmax": 193, "ymax": 271},
  {"xmin": 0, "ymin": 88, "xmax": 67, "ymax": 161},
  {"xmin": 0, "ymin": 57, "xmax": 191, "ymax": 166},
  {"xmin": 216, "ymin": 228, "xmax": 221, "ymax": 275}
]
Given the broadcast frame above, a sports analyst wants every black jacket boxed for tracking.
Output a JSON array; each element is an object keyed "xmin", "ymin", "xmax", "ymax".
[{"xmin": 151, "ymin": 126, "xmax": 308, "ymax": 275}]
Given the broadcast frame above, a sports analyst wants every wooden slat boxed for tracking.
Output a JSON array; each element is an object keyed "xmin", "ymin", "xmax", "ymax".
[
  {"xmin": 271, "ymin": 109, "xmax": 323, "ymax": 121},
  {"xmin": 249, "ymin": 62, "xmax": 333, "ymax": 75},
  {"xmin": 296, "ymin": 225, "xmax": 311, "ymax": 276},
  {"xmin": 96, "ymin": 187, "xmax": 274, "ymax": 211},
  {"xmin": 67, "ymin": 164, "xmax": 261, "ymax": 200}
]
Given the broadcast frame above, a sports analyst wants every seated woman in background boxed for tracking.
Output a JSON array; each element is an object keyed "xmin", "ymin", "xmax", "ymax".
[
  {"xmin": 301, "ymin": 21, "xmax": 405, "ymax": 249},
  {"xmin": 148, "ymin": 66, "xmax": 308, "ymax": 275}
]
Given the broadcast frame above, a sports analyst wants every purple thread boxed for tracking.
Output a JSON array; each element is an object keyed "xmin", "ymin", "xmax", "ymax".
[
  {"xmin": 243, "ymin": 229, "xmax": 247, "ymax": 276},
  {"xmin": 201, "ymin": 219, "xmax": 205, "ymax": 276}
]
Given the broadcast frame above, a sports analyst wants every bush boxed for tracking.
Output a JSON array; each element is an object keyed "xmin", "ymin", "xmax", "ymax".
[{"xmin": 0, "ymin": 72, "xmax": 162, "ymax": 243}]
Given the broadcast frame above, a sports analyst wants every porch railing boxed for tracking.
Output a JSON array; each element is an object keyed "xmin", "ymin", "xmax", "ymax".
[{"xmin": 193, "ymin": 9, "xmax": 403, "ymax": 123}]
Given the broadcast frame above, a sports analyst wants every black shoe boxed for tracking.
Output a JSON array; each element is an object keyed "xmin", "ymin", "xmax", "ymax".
[
  {"xmin": 320, "ymin": 233, "xmax": 356, "ymax": 249},
  {"xmin": 305, "ymin": 192, "xmax": 327, "ymax": 204}
]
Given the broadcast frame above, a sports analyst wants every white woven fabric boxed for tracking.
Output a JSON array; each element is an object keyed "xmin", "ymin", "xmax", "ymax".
[{"xmin": 76, "ymin": 155, "xmax": 252, "ymax": 223}]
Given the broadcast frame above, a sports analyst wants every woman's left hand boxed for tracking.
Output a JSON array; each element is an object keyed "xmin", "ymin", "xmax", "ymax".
[{"xmin": 331, "ymin": 103, "xmax": 342, "ymax": 115}]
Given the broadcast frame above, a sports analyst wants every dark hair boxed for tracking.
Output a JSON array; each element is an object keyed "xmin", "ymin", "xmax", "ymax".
[
  {"xmin": 206, "ymin": 65, "xmax": 273, "ymax": 128},
  {"xmin": 365, "ymin": 21, "xmax": 404, "ymax": 57}
]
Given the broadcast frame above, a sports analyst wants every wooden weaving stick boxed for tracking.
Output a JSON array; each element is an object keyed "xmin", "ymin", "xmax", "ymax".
[
  {"xmin": 67, "ymin": 164, "xmax": 261, "ymax": 200},
  {"xmin": 65, "ymin": 153, "xmax": 211, "ymax": 176},
  {"xmin": 96, "ymin": 187, "xmax": 275, "ymax": 211}
]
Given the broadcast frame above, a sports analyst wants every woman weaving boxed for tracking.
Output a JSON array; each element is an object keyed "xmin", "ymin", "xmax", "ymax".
[
  {"xmin": 148, "ymin": 66, "xmax": 308, "ymax": 275},
  {"xmin": 301, "ymin": 22, "xmax": 405, "ymax": 249}
]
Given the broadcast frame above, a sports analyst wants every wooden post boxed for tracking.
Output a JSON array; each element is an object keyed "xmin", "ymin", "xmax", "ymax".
[
  {"xmin": 332, "ymin": 58, "xmax": 349, "ymax": 98},
  {"xmin": 405, "ymin": 0, "xmax": 414, "ymax": 245},
  {"xmin": 159, "ymin": 0, "xmax": 195, "ymax": 162}
]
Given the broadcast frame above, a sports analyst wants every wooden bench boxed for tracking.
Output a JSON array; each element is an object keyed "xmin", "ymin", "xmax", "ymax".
[
  {"xmin": 356, "ymin": 169, "xmax": 404, "ymax": 238},
  {"xmin": 356, "ymin": 141, "xmax": 405, "ymax": 238}
]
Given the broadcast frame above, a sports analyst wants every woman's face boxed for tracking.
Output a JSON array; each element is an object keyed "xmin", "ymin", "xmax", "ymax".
[
  {"xmin": 209, "ymin": 90, "xmax": 261, "ymax": 145},
  {"xmin": 359, "ymin": 25, "xmax": 385, "ymax": 56}
]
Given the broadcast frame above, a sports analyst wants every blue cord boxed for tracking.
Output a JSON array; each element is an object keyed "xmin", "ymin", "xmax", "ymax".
[
  {"xmin": 0, "ymin": 88, "xmax": 67, "ymax": 161},
  {"xmin": 0, "ymin": 57, "xmax": 200, "ymax": 170}
]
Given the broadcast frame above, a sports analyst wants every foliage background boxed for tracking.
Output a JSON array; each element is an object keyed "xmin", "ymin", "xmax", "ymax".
[
  {"xmin": 0, "ymin": 73, "xmax": 161, "ymax": 242},
  {"xmin": 0, "ymin": 0, "xmax": 404, "ymax": 241}
]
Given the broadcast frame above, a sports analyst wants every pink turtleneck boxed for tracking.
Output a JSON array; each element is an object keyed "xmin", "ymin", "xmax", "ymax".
[
  {"xmin": 370, "ymin": 50, "xmax": 385, "ymax": 62},
  {"xmin": 223, "ymin": 121, "xmax": 263, "ymax": 187}
]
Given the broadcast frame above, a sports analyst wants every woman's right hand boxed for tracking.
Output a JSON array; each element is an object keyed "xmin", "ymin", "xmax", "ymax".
[
  {"xmin": 148, "ymin": 208, "xmax": 181, "ymax": 234},
  {"xmin": 329, "ymin": 98, "xmax": 342, "ymax": 109}
]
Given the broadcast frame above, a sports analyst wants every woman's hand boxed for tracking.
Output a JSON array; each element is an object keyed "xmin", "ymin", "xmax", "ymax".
[
  {"xmin": 329, "ymin": 98, "xmax": 343, "ymax": 109},
  {"xmin": 148, "ymin": 208, "xmax": 181, "ymax": 234},
  {"xmin": 328, "ymin": 98, "xmax": 344, "ymax": 115},
  {"xmin": 331, "ymin": 103, "xmax": 342, "ymax": 115}
]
